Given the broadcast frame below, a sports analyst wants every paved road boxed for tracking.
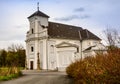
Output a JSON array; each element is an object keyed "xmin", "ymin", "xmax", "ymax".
[{"xmin": 0, "ymin": 70, "xmax": 74, "ymax": 84}]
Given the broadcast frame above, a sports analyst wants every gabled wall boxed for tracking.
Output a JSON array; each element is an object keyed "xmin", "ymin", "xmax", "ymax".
[{"xmin": 47, "ymin": 38, "xmax": 81, "ymax": 71}]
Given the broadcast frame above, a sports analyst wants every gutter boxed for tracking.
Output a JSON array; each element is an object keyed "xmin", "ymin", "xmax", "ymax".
[{"xmin": 78, "ymin": 31, "xmax": 83, "ymax": 60}]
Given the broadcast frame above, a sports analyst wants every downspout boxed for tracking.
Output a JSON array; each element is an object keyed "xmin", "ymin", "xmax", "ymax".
[
  {"xmin": 46, "ymin": 31, "xmax": 49, "ymax": 70},
  {"xmin": 81, "ymin": 40, "xmax": 82, "ymax": 59},
  {"xmin": 78, "ymin": 30, "xmax": 83, "ymax": 60}
]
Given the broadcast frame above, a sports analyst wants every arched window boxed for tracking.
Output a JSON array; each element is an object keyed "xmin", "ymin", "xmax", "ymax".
[
  {"xmin": 31, "ymin": 46, "xmax": 34, "ymax": 52},
  {"xmin": 31, "ymin": 28, "xmax": 34, "ymax": 34}
]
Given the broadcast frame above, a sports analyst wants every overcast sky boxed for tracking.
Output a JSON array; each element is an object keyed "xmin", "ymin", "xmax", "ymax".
[{"xmin": 0, "ymin": 0, "xmax": 120, "ymax": 49}]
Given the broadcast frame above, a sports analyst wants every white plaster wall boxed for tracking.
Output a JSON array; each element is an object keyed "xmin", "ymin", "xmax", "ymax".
[
  {"xmin": 36, "ymin": 16, "xmax": 48, "ymax": 27},
  {"xmin": 47, "ymin": 40, "xmax": 56, "ymax": 70},
  {"xmin": 26, "ymin": 43, "xmax": 28, "ymax": 68},
  {"xmin": 84, "ymin": 50, "xmax": 95, "ymax": 57},
  {"xmin": 34, "ymin": 40, "xmax": 39, "ymax": 69},
  {"xmin": 29, "ymin": 16, "xmax": 48, "ymax": 26},
  {"xmin": 27, "ymin": 39, "xmax": 47, "ymax": 70},
  {"xmin": 82, "ymin": 40, "xmax": 100, "ymax": 57},
  {"xmin": 82, "ymin": 40, "xmax": 100, "ymax": 50},
  {"xmin": 39, "ymin": 41, "xmax": 43, "ymax": 69},
  {"xmin": 38, "ymin": 29, "xmax": 48, "ymax": 38},
  {"xmin": 42, "ymin": 39, "xmax": 47, "ymax": 69},
  {"xmin": 47, "ymin": 39, "xmax": 81, "ymax": 71},
  {"xmin": 26, "ymin": 37, "xmax": 101, "ymax": 70},
  {"xmin": 26, "ymin": 40, "xmax": 35, "ymax": 69}
]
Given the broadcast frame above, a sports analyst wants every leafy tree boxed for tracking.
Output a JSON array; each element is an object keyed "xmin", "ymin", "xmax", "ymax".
[
  {"xmin": 0, "ymin": 50, "xmax": 7, "ymax": 67},
  {"xmin": 17, "ymin": 49, "xmax": 25, "ymax": 67},
  {"xmin": 6, "ymin": 51, "xmax": 18, "ymax": 67},
  {"xmin": 6, "ymin": 44, "xmax": 26, "ymax": 67}
]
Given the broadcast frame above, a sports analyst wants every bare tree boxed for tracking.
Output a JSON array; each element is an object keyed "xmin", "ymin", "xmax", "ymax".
[
  {"xmin": 103, "ymin": 28, "xmax": 120, "ymax": 49},
  {"xmin": 7, "ymin": 44, "xmax": 24, "ymax": 52}
]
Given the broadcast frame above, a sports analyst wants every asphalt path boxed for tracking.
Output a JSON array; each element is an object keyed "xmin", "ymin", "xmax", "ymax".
[{"xmin": 0, "ymin": 70, "xmax": 74, "ymax": 84}]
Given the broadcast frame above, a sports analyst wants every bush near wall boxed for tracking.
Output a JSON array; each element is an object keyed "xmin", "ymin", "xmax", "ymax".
[{"xmin": 66, "ymin": 49, "xmax": 120, "ymax": 84}]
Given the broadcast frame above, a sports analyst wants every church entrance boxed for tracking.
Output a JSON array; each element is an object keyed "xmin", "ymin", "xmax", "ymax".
[
  {"xmin": 56, "ymin": 42, "xmax": 78, "ymax": 71},
  {"xmin": 57, "ymin": 50, "xmax": 74, "ymax": 71},
  {"xmin": 58, "ymin": 51, "xmax": 72, "ymax": 66},
  {"xmin": 30, "ymin": 61, "xmax": 34, "ymax": 70}
]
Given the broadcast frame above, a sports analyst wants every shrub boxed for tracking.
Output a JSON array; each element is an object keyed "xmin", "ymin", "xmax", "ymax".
[{"xmin": 66, "ymin": 49, "xmax": 120, "ymax": 84}]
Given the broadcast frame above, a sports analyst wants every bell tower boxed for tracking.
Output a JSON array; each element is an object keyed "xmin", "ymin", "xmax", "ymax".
[
  {"xmin": 26, "ymin": 3, "xmax": 49, "ymax": 70},
  {"xmin": 28, "ymin": 2, "xmax": 49, "ymax": 35}
]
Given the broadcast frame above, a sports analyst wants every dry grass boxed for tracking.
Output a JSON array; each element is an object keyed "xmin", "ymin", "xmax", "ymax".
[{"xmin": 0, "ymin": 67, "xmax": 22, "ymax": 81}]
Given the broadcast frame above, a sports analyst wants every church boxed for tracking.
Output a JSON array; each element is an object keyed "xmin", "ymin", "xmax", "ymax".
[{"xmin": 25, "ymin": 6, "xmax": 106, "ymax": 71}]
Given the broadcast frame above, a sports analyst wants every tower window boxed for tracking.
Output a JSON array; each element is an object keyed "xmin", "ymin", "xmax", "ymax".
[
  {"xmin": 31, "ymin": 28, "xmax": 34, "ymax": 34},
  {"xmin": 77, "ymin": 47, "xmax": 79, "ymax": 52},
  {"xmin": 31, "ymin": 46, "xmax": 34, "ymax": 52}
]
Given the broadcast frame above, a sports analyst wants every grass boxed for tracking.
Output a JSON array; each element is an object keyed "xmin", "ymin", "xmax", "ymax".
[
  {"xmin": 0, "ymin": 67, "xmax": 23, "ymax": 81},
  {"xmin": 0, "ymin": 72, "xmax": 22, "ymax": 81}
]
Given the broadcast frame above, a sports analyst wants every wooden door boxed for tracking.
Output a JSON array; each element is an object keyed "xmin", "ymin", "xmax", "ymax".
[{"xmin": 30, "ymin": 61, "xmax": 33, "ymax": 70}]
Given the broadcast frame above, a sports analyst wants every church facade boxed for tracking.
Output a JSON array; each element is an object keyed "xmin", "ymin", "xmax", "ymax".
[{"xmin": 25, "ymin": 8, "xmax": 106, "ymax": 71}]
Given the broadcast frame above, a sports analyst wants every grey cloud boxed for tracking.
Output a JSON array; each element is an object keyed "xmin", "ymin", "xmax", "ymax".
[
  {"xmin": 54, "ymin": 14, "xmax": 90, "ymax": 21},
  {"xmin": 74, "ymin": 7, "xmax": 85, "ymax": 12},
  {"xmin": 81, "ymin": 15, "xmax": 90, "ymax": 19},
  {"xmin": 54, "ymin": 7, "xmax": 90, "ymax": 21},
  {"xmin": 55, "ymin": 15, "xmax": 79, "ymax": 21}
]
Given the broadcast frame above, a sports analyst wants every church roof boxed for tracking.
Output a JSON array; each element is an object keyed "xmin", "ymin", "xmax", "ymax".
[
  {"xmin": 28, "ymin": 10, "xmax": 49, "ymax": 18},
  {"xmin": 48, "ymin": 22, "xmax": 101, "ymax": 40}
]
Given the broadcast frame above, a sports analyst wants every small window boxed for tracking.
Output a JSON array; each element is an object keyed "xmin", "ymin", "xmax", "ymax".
[
  {"xmin": 77, "ymin": 47, "xmax": 79, "ymax": 52},
  {"xmin": 31, "ymin": 46, "xmax": 34, "ymax": 52},
  {"xmin": 31, "ymin": 28, "xmax": 34, "ymax": 34}
]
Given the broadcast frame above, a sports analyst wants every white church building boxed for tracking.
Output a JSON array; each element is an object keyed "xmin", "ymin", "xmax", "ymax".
[{"xmin": 25, "ymin": 7, "xmax": 106, "ymax": 71}]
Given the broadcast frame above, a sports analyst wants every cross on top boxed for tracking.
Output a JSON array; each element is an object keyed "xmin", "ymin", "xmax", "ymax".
[{"xmin": 37, "ymin": 2, "xmax": 39, "ymax": 11}]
